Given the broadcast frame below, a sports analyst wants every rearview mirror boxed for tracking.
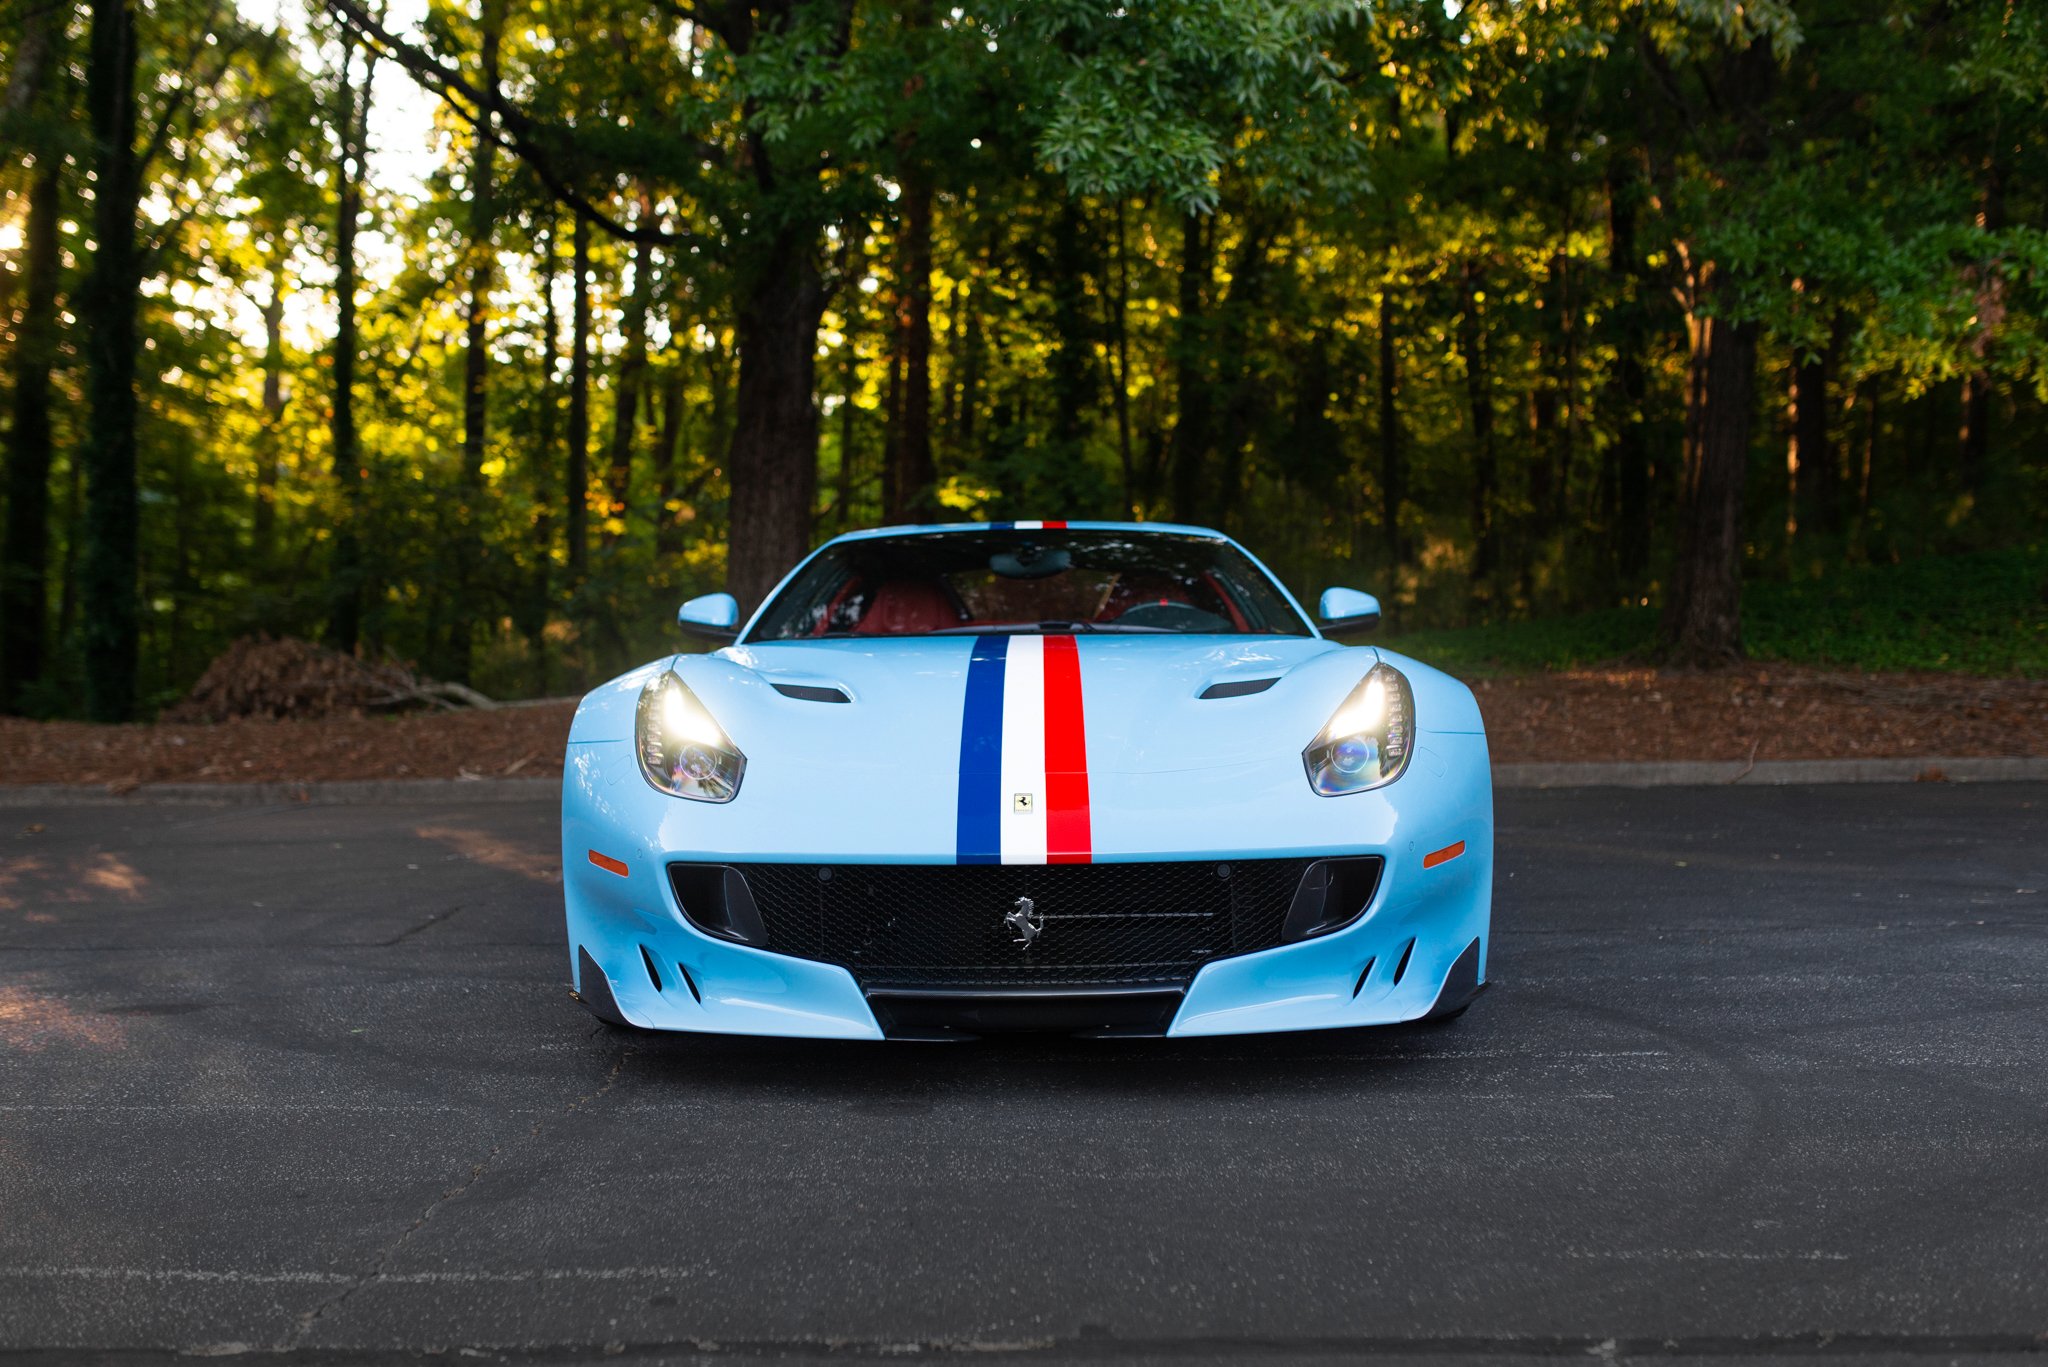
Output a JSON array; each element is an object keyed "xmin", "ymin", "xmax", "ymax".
[
  {"xmin": 1317, "ymin": 587, "xmax": 1381, "ymax": 635},
  {"xmin": 678, "ymin": 592, "xmax": 740, "ymax": 643}
]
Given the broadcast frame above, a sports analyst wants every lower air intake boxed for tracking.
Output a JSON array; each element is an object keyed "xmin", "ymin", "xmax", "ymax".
[{"xmin": 702, "ymin": 858, "xmax": 1370, "ymax": 993}]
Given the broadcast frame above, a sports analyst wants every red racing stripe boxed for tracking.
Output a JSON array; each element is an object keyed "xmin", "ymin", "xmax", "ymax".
[
  {"xmin": 1042, "ymin": 519, "xmax": 1067, "ymax": 529},
  {"xmin": 1042, "ymin": 633, "xmax": 1092, "ymax": 863}
]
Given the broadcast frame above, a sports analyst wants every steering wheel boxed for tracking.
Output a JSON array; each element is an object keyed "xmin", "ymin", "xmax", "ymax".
[{"xmin": 1109, "ymin": 601, "xmax": 1233, "ymax": 632}]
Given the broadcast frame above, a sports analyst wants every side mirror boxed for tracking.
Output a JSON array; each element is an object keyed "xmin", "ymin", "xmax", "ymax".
[
  {"xmin": 1318, "ymin": 587, "xmax": 1381, "ymax": 635},
  {"xmin": 678, "ymin": 592, "xmax": 740, "ymax": 643}
]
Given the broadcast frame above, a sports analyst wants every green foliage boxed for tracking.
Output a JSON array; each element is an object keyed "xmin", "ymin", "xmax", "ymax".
[
  {"xmin": 1017, "ymin": 0, "xmax": 1369, "ymax": 211},
  {"xmin": 2, "ymin": 0, "xmax": 2046, "ymax": 719},
  {"xmin": 1386, "ymin": 548, "xmax": 2048, "ymax": 678}
]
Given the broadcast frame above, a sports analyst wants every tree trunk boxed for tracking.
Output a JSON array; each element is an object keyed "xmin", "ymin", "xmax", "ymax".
[
  {"xmin": 837, "ymin": 281, "xmax": 860, "ymax": 531},
  {"xmin": 0, "ymin": 0, "xmax": 65, "ymax": 712},
  {"xmin": 1456, "ymin": 259, "xmax": 1497, "ymax": 600},
  {"xmin": 1212, "ymin": 221, "xmax": 1273, "ymax": 533},
  {"xmin": 1550, "ymin": 246, "xmax": 1578, "ymax": 529},
  {"xmin": 1168, "ymin": 211, "xmax": 1212, "ymax": 524},
  {"xmin": 1958, "ymin": 373, "xmax": 1990, "ymax": 493},
  {"xmin": 724, "ymin": 232, "xmax": 826, "ymax": 612},
  {"xmin": 525, "ymin": 218, "xmax": 559, "ymax": 694},
  {"xmin": 1, "ymin": 148, "xmax": 61, "ymax": 712},
  {"xmin": 1662, "ymin": 308, "xmax": 1760, "ymax": 667},
  {"xmin": 1528, "ymin": 338, "xmax": 1556, "ymax": 585},
  {"xmin": 654, "ymin": 366, "xmax": 686, "ymax": 561},
  {"xmin": 832, "ymin": 214, "xmax": 866, "ymax": 530},
  {"xmin": 566, "ymin": 213, "xmax": 591, "ymax": 585},
  {"xmin": 1377, "ymin": 289, "xmax": 1403, "ymax": 574},
  {"xmin": 253, "ymin": 249, "xmax": 287, "ymax": 561},
  {"xmin": 1604, "ymin": 156, "xmax": 1650, "ymax": 590},
  {"xmin": 879, "ymin": 305, "xmax": 903, "ymax": 518},
  {"xmin": 78, "ymin": 0, "xmax": 142, "ymax": 721},
  {"xmin": 956, "ymin": 244, "xmax": 983, "ymax": 452},
  {"xmin": 604, "ymin": 199, "xmax": 656, "ymax": 546},
  {"xmin": 1048, "ymin": 198, "xmax": 1092, "ymax": 471},
  {"xmin": 883, "ymin": 163, "xmax": 934, "ymax": 522},
  {"xmin": 449, "ymin": 0, "xmax": 502, "ymax": 683},
  {"xmin": 326, "ymin": 37, "xmax": 371, "ymax": 654},
  {"xmin": 1959, "ymin": 140, "xmax": 2004, "ymax": 493},
  {"xmin": 1659, "ymin": 35, "xmax": 1773, "ymax": 664},
  {"xmin": 1108, "ymin": 201, "xmax": 1135, "ymax": 515},
  {"xmin": 1787, "ymin": 316, "xmax": 1843, "ymax": 541}
]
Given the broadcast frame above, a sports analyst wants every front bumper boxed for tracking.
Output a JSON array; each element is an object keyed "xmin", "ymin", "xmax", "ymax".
[{"xmin": 561, "ymin": 732, "xmax": 1493, "ymax": 1039}]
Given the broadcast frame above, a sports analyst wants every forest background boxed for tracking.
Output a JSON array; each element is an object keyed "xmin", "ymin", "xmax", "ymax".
[{"xmin": 1, "ymin": 0, "xmax": 2043, "ymax": 722}]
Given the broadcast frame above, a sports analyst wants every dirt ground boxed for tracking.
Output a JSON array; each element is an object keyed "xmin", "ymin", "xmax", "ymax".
[{"xmin": 1, "ymin": 668, "xmax": 2043, "ymax": 788}]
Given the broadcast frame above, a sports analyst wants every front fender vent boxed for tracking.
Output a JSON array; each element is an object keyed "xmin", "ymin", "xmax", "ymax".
[
  {"xmin": 1198, "ymin": 677, "xmax": 1278, "ymax": 700},
  {"xmin": 771, "ymin": 682, "xmax": 851, "ymax": 703}
]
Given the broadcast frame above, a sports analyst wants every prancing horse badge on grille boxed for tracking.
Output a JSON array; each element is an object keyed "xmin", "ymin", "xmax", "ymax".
[{"xmin": 1005, "ymin": 895, "xmax": 1044, "ymax": 947}]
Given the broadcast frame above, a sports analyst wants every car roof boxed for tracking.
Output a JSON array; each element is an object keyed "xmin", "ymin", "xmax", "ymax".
[{"xmin": 821, "ymin": 520, "xmax": 1230, "ymax": 545}]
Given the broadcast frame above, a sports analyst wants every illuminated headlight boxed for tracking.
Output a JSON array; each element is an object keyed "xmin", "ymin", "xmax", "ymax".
[
  {"xmin": 636, "ymin": 671, "xmax": 745, "ymax": 802},
  {"xmin": 1303, "ymin": 663, "xmax": 1414, "ymax": 795}
]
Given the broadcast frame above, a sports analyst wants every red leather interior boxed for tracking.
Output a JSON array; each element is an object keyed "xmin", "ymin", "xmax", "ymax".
[
  {"xmin": 1100, "ymin": 573, "xmax": 1195, "ymax": 621},
  {"xmin": 855, "ymin": 579, "xmax": 964, "ymax": 635}
]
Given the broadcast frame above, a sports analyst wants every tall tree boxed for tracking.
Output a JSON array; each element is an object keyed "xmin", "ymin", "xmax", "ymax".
[
  {"xmin": 1456, "ymin": 259, "xmax": 1499, "ymax": 599},
  {"xmin": 1603, "ymin": 153, "xmax": 1651, "ymax": 589},
  {"xmin": 448, "ymin": 0, "xmax": 504, "ymax": 681},
  {"xmin": 566, "ymin": 211, "xmax": 591, "ymax": 586},
  {"xmin": 0, "ymin": 0, "xmax": 68, "ymax": 712},
  {"xmin": 1377, "ymin": 288, "xmax": 1403, "ymax": 574},
  {"xmin": 604, "ymin": 196, "xmax": 656, "ymax": 548},
  {"xmin": 1649, "ymin": 30, "xmax": 1781, "ymax": 666},
  {"xmin": 882, "ymin": 162, "xmax": 934, "ymax": 521},
  {"xmin": 77, "ymin": 0, "xmax": 144, "ymax": 720},
  {"xmin": 326, "ymin": 30, "xmax": 374, "ymax": 653}
]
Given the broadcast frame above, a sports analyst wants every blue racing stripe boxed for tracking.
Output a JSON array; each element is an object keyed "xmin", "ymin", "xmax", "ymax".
[
  {"xmin": 988, "ymin": 520, "xmax": 1014, "ymax": 530},
  {"xmin": 955, "ymin": 635, "xmax": 1008, "ymax": 864}
]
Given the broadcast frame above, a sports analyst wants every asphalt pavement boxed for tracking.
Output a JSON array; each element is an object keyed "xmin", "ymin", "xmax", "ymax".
[{"xmin": 0, "ymin": 784, "xmax": 2043, "ymax": 1365}]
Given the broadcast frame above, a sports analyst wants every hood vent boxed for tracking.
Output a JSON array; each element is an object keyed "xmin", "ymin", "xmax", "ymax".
[
  {"xmin": 771, "ymin": 682, "xmax": 851, "ymax": 704},
  {"xmin": 1199, "ymin": 677, "xmax": 1278, "ymax": 700}
]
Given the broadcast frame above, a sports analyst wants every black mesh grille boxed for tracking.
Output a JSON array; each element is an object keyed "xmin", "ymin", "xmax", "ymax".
[{"xmin": 723, "ymin": 859, "xmax": 1317, "ymax": 991}]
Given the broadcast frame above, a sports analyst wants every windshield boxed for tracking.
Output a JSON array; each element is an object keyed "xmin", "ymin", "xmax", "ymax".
[{"xmin": 746, "ymin": 529, "xmax": 1313, "ymax": 641}]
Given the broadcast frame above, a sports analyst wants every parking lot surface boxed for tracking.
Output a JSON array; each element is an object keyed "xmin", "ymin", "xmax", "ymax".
[{"xmin": 1, "ymin": 784, "xmax": 2042, "ymax": 1363}]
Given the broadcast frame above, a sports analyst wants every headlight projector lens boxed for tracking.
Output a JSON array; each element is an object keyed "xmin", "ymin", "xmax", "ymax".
[
  {"xmin": 636, "ymin": 671, "xmax": 746, "ymax": 802},
  {"xmin": 1303, "ymin": 663, "xmax": 1414, "ymax": 795}
]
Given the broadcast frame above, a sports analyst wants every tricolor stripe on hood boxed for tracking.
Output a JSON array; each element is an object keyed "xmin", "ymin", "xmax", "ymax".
[{"xmin": 955, "ymin": 634, "xmax": 1093, "ymax": 865}]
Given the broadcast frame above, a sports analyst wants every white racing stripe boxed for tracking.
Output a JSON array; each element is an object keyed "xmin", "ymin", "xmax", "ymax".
[{"xmin": 997, "ymin": 634, "xmax": 1048, "ymax": 864}]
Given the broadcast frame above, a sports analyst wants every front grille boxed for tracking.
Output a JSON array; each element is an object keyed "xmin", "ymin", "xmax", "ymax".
[{"xmin": 729, "ymin": 859, "xmax": 1318, "ymax": 991}]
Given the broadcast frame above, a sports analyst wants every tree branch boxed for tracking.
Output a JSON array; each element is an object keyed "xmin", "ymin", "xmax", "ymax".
[{"xmin": 320, "ymin": 0, "xmax": 689, "ymax": 246}]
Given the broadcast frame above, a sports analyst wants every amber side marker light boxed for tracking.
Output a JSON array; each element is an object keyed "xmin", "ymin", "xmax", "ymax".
[
  {"xmin": 1422, "ymin": 840, "xmax": 1466, "ymax": 870},
  {"xmin": 589, "ymin": 850, "xmax": 630, "ymax": 877}
]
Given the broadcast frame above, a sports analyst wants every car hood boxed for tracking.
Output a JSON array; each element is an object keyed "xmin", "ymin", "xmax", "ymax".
[{"xmin": 609, "ymin": 634, "xmax": 1373, "ymax": 776}]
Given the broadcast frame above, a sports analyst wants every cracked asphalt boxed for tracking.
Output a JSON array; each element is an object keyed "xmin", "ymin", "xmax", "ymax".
[{"xmin": 0, "ymin": 784, "xmax": 2043, "ymax": 1366}]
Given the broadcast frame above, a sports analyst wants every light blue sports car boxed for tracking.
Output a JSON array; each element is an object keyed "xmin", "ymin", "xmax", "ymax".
[{"xmin": 561, "ymin": 521, "xmax": 1492, "ymax": 1039}]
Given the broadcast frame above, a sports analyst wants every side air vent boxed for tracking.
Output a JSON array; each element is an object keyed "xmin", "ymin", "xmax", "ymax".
[
  {"xmin": 670, "ymin": 864, "xmax": 770, "ymax": 946},
  {"xmin": 1199, "ymin": 677, "xmax": 1278, "ymax": 700},
  {"xmin": 1391, "ymin": 937, "xmax": 1417, "ymax": 986},
  {"xmin": 1352, "ymin": 958, "xmax": 1377, "ymax": 998},
  {"xmin": 1280, "ymin": 856, "xmax": 1384, "ymax": 942},
  {"xmin": 638, "ymin": 944, "xmax": 664, "ymax": 993},
  {"xmin": 772, "ymin": 682, "xmax": 851, "ymax": 704}
]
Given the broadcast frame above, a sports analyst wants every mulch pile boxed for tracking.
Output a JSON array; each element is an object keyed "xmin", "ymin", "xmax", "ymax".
[
  {"xmin": 0, "ymin": 666, "xmax": 2041, "ymax": 789},
  {"xmin": 163, "ymin": 635, "xmax": 477, "ymax": 723},
  {"xmin": 0, "ymin": 703, "xmax": 577, "ymax": 788}
]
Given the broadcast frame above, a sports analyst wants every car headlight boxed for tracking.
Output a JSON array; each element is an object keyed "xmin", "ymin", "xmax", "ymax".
[
  {"xmin": 636, "ymin": 670, "xmax": 745, "ymax": 802},
  {"xmin": 1303, "ymin": 663, "xmax": 1414, "ymax": 795}
]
